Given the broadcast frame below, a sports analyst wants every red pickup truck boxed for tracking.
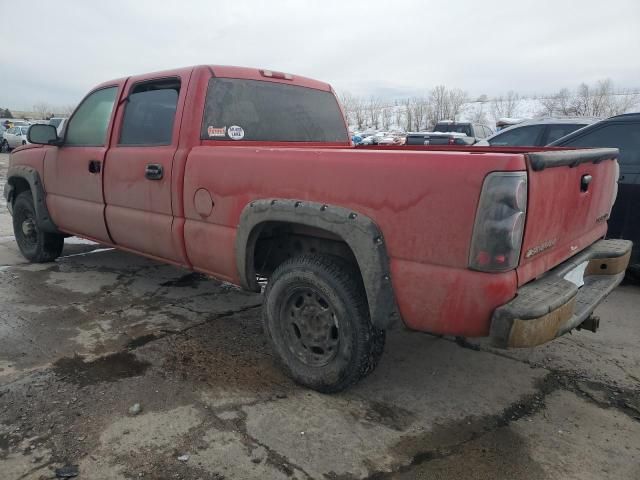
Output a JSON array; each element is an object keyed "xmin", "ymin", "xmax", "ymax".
[{"xmin": 4, "ymin": 65, "xmax": 631, "ymax": 392}]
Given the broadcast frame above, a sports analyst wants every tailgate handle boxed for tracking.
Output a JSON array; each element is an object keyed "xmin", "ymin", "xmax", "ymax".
[{"xmin": 581, "ymin": 174, "xmax": 592, "ymax": 192}]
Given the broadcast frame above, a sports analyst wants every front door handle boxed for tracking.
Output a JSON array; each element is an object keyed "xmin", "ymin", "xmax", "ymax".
[
  {"xmin": 145, "ymin": 163, "xmax": 163, "ymax": 180},
  {"xmin": 88, "ymin": 160, "xmax": 101, "ymax": 174}
]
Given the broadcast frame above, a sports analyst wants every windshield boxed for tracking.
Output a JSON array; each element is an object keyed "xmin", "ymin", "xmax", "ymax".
[
  {"xmin": 433, "ymin": 124, "xmax": 471, "ymax": 136},
  {"xmin": 49, "ymin": 118, "xmax": 63, "ymax": 128},
  {"xmin": 20, "ymin": 126, "xmax": 29, "ymax": 134}
]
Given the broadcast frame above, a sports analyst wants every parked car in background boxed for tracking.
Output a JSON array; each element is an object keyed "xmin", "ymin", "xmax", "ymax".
[
  {"xmin": 1, "ymin": 126, "xmax": 30, "ymax": 151},
  {"xmin": 549, "ymin": 113, "xmax": 640, "ymax": 276},
  {"xmin": 475, "ymin": 118, "xmax": 599, "ymax": 147},
  {"xmin": 406, "ymin": 121, "xmax": 493, "ymax": 145},
  {"xmin": 496, "ymin": 117, "xmax": 524, "ymax": 131},
  {"xmin": 49, "ymin": 117, "xmax": 68, "ymax": 135}
]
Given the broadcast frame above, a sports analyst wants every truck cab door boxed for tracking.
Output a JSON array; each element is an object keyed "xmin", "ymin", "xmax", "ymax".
[
  {"xmin": 103, "ymin": 70, "xmax": 191, "ymax": 264},
  {"xmin": 43, "ymin": 85, "xmax": 122, "ymax": 242}
]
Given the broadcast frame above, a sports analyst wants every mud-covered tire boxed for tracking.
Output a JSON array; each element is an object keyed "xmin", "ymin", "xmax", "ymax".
[
  {"xmin": 262, "ymin": 254, "xmax": 385, "ymax": 393},
  {"xmin": 12, "ymin": 191, "xmax": 64, "ymax": 263}
]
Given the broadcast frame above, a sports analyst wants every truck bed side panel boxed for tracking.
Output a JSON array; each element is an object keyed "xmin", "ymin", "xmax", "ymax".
[{"xmin": 182, "ymin": 147, "xmax": 526, "ymax": 335}]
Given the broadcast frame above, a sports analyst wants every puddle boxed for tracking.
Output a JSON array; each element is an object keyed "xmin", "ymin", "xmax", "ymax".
[{"xmin": 53, "ymin": 352, "xmax": 150, "ymax": 386}]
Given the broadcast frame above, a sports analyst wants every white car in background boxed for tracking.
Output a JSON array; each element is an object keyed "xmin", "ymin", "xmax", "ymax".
[{"xmin": 1, "ymin": 126, "xmax": 31, "ymax": 151}]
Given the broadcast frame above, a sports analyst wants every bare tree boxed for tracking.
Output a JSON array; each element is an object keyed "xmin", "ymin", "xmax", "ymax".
[
  {"xmin": 491, "ymin": 91, "xmax": 520, "ymax": 120},
  {"xmin": 612, "ymin": 90, "xmax": 640, "ymax": 115},
  {"xmin": 429, "ymin": 85, "xmax": 449, "ymax": 124},
  {"xmin": 409, "ymin": 97, "xmax": 430, "ymax": 131},
  {"xmin": 402, "ymin": 98, "xmax": 413, "ymax": 132},
  {"xmin": 556, "ymin": 88, "xmax": 572, "ymax": 116},
  {"xmin": 591, "ymin": 79, "xmax": 614, "ymax": 116},
  {"xmin": 468, "ymin": 102, "xmax": 488, "ymax": 125},
  {"xmin": 570, "ymin": 83, "xmax": 589, "ymax": 116},
  {"xmin": 448, "ymin": 88, "xmax": 469, "ymax": 121},
  {"xmin": 32, "ymin": 102, "xmax": 51, "ymax": 120},
  {"xmin": 381, "ymin": 107, "xmax": 393, "ymax": 130},
  {"xmin": 538, "ymin": 96, "xmax": 558, "ymax": 116},
  {"xmin": 395, "ymin": 107, "xmax": 406, "ymax": 131},
  {"xmin": 428, "ymin": 85, "xmax": 469, "ymax": 126},
  {"xmin": 366, "ymin": 96, "xmax": 384, "ymax": 130}
]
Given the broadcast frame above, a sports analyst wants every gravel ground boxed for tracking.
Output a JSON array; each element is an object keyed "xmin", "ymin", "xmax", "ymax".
[{"xmin": 1, "ymin": 152, "xmax": 639, "ymax": 479}]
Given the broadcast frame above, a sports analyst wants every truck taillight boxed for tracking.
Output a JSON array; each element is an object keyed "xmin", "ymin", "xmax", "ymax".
[{"xmin": 469, "ymin": 172, "xmax": 527, "ymax": 272}]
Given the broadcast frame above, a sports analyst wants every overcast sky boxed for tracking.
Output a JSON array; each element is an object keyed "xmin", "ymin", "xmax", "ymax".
[{"xmin": 3, "ymin": 0, "xmax": 639, "ymax": 111}]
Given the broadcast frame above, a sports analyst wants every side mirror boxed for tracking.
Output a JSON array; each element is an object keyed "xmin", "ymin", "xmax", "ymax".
[{"xmin": 28, "ymin": 124, "xmax": 61, "ymax": 145}]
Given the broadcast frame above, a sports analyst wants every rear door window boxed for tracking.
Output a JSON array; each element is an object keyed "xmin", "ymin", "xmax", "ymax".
[
  {"xmin": 544, "ymin": 123, "xmax": 586, "ymax": 144},
  {"xmin": 489, "ymin": 124, "xmax": 545, "ymax": 146},
  {"xmin": 561, "ymin": 122, "xmax": 640, "ymax": 168},
  {"xmin": 119, "ymin": 79, "xmax": 180, "ymax": 146},
  {"xmin": 201, "ymin": 78, "xmax": 348, "ymax": 142}
]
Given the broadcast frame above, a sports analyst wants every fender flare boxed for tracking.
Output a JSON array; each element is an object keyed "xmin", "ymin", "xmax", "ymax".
[
  {"xmin": 5, "ymin": 165, "xmax": 60, "ymax": 233},
  {"xmin": 236, "ymin": 199, "xmax": 400, "ymax": 329}
]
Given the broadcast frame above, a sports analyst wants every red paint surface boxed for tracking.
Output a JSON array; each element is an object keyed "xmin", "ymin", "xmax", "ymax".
[{"xmin": 6, "ymin": 65, "xmax": 619, "ymax": 338}]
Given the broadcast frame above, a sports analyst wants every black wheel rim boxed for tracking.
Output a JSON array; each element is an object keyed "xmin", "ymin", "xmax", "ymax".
[
  {"xmin": 16, "ymin": 207, "xmax": 38, "ymax": 250},
  {"xmin": 281, "ymin": 287, "xmax": 340, "ymax": 367}
]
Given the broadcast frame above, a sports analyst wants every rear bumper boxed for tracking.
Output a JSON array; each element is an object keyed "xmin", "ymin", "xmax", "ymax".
[{"xmin": 490, "ymin": 239, "xmax": 632, "ymax": 348}]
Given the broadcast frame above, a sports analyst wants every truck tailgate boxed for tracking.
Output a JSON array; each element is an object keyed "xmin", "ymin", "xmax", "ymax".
[{"xmin": 517, "ymin": 148, "xmax": 619, "ymax": 286}]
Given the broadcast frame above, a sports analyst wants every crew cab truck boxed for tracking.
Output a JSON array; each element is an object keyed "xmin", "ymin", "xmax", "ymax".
[{"xmin": 4, "ymin": 65, "xmax": 631, "ymax": 392}]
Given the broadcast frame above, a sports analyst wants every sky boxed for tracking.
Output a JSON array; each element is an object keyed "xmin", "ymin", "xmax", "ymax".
[{"xmin": 2, "ymin": 0, "xmax": 640, "ymax": 111}]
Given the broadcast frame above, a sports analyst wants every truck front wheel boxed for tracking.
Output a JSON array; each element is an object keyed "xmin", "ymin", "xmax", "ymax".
[
  {"xmin": 262, "ymin": 254, "xmax": 385, "ymax": 393},
  {"xmin": 12, "ymin": 191, "xmax": 64, "ymax": 263}
]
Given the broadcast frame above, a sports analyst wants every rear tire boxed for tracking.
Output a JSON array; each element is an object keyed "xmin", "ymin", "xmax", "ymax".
[
  {"xmin": 262, "ymin": 254, "xmax": 385, "ymax": 393},
  {"xmin": 12, "ymin": 191, "xmax": 64, "ymax": 262}
]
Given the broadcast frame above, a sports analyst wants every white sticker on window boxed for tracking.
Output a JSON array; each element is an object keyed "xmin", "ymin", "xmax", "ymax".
[
  {"xmin": 208, "ymin": 126, "xmax": 226, "ymax": 137},
  {"xmin": 227, "ymin": 125, "xmax": 245, "ymax": 140}
]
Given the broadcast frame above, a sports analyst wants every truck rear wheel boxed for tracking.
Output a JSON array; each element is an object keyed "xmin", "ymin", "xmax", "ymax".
[
  {"xmin": 12, "ymin": 191, "xmax": 64, "ymax": 263},
  {"xmin": 262, "ymin": 254, "xmax": 385, "ymax": 393}
]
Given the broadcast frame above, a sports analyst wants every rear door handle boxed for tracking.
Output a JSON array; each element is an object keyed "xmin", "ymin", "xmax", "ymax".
[
  {"xmin": 145, "ymin": 163, "xmax": 163, "ymax": 180},
  {"xmin": 88, "ymin": 160, "xmax": 101, "ymax": 174}
]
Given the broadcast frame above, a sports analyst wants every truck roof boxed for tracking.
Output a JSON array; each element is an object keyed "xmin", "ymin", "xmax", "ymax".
[{"xmin": 93, "ymin": 65, "xmax": 333, "ymax": 93}]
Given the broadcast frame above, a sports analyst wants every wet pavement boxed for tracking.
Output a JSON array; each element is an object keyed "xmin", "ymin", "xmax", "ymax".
[{"xmin": 1, "ymin": 153, "xmax": 639, "ymax": 479}]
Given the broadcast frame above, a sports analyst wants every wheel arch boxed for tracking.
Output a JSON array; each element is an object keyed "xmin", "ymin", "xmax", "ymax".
[
  {"xmin": 236, "ymin": 199, "xmax": 401, "ymax": 329},
  {"xmin": 5, "ymin": 165, "xmax": 60, "ymax": 233}
]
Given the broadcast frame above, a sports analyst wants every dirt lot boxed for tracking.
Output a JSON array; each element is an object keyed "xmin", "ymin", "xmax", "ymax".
[{"xmin": 0, "ymin": 152, "xmax": 639, "ymax": 480}]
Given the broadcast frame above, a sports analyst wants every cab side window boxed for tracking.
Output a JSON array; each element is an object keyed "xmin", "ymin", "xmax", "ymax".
[
  {"xmin": 65, "ymin": 87, "xmax": 118, "ymax": 146},
  {"xmin": 119, "ymin": 79, "xmax": 180, "ymax": 146}
]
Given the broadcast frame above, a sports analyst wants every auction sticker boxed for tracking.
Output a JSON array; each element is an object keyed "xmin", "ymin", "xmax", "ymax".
[
  {"xmin": 208, "ymin": 126, "xmax": 226, "ymax": 137},
  {"xmin": 227, "ymin": 125, "xmax": 245, "ymax": 140}
]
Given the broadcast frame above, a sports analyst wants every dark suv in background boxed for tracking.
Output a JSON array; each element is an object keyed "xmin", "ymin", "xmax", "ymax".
[
  {"xmin": 550, "ymin": 113, "xmax": 640, "ymax": 276},
  {"xmin": 475, "ymin": 117, "xmax": 599, "ymax": 147}
]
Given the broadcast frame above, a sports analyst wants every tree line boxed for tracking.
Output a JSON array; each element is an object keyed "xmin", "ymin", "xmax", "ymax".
[{"xmin": 340, "ymin": 79, "xmax": 639, "ymax": 132}]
